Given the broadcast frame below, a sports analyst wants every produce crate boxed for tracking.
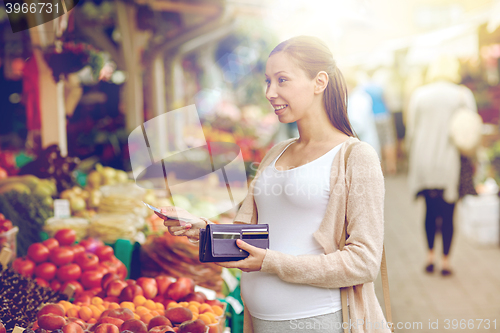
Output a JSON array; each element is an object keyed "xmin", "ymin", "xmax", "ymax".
[{"xmin": 0, "ymin": 226, "xmax": 18, "ymax": 262}]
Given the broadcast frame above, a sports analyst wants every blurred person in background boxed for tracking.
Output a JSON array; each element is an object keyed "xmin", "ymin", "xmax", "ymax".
[
  {"xmin": 360, "ymin": 71, "xmax": 398, "ymax": 174},
  {"xmin": 345, "ymin": 72, "xmax": 381, "ymax": 157},
  {"xmin": 406, "ymin": 55, "xmax": 477, "ymax": 277}
]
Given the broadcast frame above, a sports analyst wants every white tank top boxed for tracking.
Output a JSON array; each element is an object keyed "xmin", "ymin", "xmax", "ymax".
[{"xmin": 240, "ymin": 141, "xmax": 342, "ymax": 320}]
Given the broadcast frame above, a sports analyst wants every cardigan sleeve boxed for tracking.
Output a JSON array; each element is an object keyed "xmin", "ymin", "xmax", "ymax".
[{"xmin": 260, "ymin": 143, "xmax": 385, "ymax": 288}]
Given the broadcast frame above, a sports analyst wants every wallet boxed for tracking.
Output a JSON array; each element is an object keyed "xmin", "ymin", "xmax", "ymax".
[{"xmin": 199, "ymin": 224, "xmax": 269, "ymax": 262}]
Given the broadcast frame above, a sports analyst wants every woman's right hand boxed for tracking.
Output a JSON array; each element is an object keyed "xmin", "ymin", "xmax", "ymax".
[{"xmin": 156, "ymin": 207, "xmax": 206, "ymax": 241}]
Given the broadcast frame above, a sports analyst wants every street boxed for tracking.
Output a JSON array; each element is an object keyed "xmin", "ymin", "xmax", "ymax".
[{"xmin": 375, "ymin": 174, "xmax": 500, "ymax": 333}]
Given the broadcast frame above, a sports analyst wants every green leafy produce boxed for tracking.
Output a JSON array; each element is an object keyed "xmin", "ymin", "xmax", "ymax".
[{"xmin": 0, "ymin": 191, "xmax": 54, "ymax": 257}]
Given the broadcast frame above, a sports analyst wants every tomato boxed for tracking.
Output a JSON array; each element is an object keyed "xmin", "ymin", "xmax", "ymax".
[
  {"xmin": 101, "ymin": 256, "xmax": 124, "ymax": 276},
  {"xmin": 117, "ymin": 263, "xmax": 128, "ymax": 280},
  {"xmin": 56, "ymin": 263, "xmax": 82, "ymax": 282},
  {"xmin": 35, "ymin": 262, "xmax": 57, "ymax": 281},
  {"xmin": 95, "ymin": 245, "xmax": 114, "ymax": 262},
  {"xmin": 54, "ymin": 229, "xmax": 76, "ymax": 246},
  {"xmin": 70, "ymin": 244, "xmax": 85, "ymax": 256},
  {"xmin": 35, "ymin": 277, "xmax": 50, "ymax": 287},
  {"xmin": 49, "ymin": 247, "xmax": 74, "ymax": 266},
  {"xmin": 12, "ymin": 257, "xmax": 35, "ymax": 277},
  {"xmin": 74, "ymin": 252, "xmax": 99, "ymax": 271},
  {"xmin": 42, "ymin": 238, "xmax": 59, "ymax": 252},
  {"xmin": 78, "ymin": 238, "xmax": 104, "ymax": 253},
  {"xmin": 80, "ymin": 270, "xmax": 104, "ymax": 289},
  {"xmin": 27, "ymin": 243, "xmax": 50, "ymax": 263},
  {"xmin": 95, "ymin": 264, "xmax": 110, "ymax": 276},
  {"xmin": 61, "ymin": 280, "xmax": 83, "ymax": 296},
  {"xmin": 0, "ymin": 220, "xmax": 12, "ymax": 232},
  {"xmin": 50, "ymin": 279, "xmax": 62, "ymax": 292}
]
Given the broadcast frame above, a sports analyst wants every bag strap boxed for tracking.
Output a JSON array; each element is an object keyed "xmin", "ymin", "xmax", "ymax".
[{"xmin": 340, "ymin": 142, "xmax": 394, "ymax": 333}]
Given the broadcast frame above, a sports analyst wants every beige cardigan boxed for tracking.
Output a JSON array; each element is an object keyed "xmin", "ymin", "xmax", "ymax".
[{"xmin": 234, "ymin": 137, "xmax": 391, "ymax": 333}]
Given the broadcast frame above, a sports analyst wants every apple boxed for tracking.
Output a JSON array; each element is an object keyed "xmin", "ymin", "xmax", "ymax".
[
  {"xmin": 165, "ymin": 279, "xmax": 193, "ymax": 301},
  {"xmin": 37, "ymin": 303, "xmax": 65, "ymax": 319},
  {"xmin": 106, "ymin": 279, "xmax": 128, "ymax": 298},
  {"xmin": 136, "ymin": 277, "xmax": 157, "ymax": 299},
  {"xmin": 119, "ymin": 284, "xmax": 143, "ymax": 302}
]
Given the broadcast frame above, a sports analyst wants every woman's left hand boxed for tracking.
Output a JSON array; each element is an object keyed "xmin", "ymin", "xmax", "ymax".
[{"xmin": 217, "ymin": 239, "xmax": 266, "ymax": 272}]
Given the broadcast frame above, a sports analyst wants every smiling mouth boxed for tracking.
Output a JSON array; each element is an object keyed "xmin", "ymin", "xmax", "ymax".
[{"xmin": 274, "ymin": 104, "xmax": 288, "ymax": 111}]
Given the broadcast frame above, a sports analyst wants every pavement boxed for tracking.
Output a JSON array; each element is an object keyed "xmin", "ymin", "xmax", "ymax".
[{"xmin": 374, "ymin": 174, "xmax": 500, "ymax": 333}]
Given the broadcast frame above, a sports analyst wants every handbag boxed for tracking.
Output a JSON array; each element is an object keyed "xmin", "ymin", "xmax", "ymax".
[
  {"xmin": 449, "ymin": 86, "xmax": 482, "ymax": 157},
  {"xmin": 340, "ymin": 143, "xmax": 394, "ymax": 333},
  {"xmin": 199, "ymin": 224, "xmax": 269, "ymax": 262}
]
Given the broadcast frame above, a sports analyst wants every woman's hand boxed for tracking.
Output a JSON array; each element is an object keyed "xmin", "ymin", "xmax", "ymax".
[
  {"xmin": 155, "ymin": 207, "xmax": 206, "ymax": 241},
  {"xmin": 217, "ymin": 239, "xmax": 266, "ymax": 272}
]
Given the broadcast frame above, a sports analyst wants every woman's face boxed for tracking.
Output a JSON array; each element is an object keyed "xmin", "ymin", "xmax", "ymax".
[{"xmin": 265, "ymin": 52, "xmax": 316, "ymax": 122}]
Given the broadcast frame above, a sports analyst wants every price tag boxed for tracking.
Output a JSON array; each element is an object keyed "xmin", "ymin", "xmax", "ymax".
[
  {"xmin": 225, "ymin": 296, "xmax": 244, "ymax": 315},
  {"xmin": 221, "ymin": 268, "xmax": 238, "ymax": 293},
  {"xmin": 54, "ymin": 199, "xmax": 71, "ymax": 218}
]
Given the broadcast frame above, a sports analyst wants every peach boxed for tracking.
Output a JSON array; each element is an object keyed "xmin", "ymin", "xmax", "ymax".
[
  {"xmin": 38, "ymin": 314, "xmax": 67, "ymax": 330},
  {"xmin": 178, "ymin": 319, "xmax": 206, "ymax": 333},
  {"xmin": 136, "ymin": 277, "xmax": 158, "ymax": 299},
  {"xmin": 120, "ymin": 319, "xmax": 147, "ymax": 333},
  {"xmin": 101, "ymin": 273, "xmax": 120, "ymax": 289},
  {"xmin": 180, "ymin": 292, "xmax": 205, "ymax": 304},
  {"xmin": 37, "ymin": 303, "xmax": 65, "ymax": 319},
  {"xmin": 165, "ymin": 307, "xmax": 193, "ymax": 325},
  {"xmin": 147, "ymin": 316, "xmax": 173, "ymax": 331},
  {"xmin": 119, "ymin": 285, "xmax": 144, "ymax": 302},
  {"xmin": 66, "ymin": 318, "xmax": 86, "ymax": 329},
  {"xmin": 62, "ymin": 322, "xmax": 84, "ymax": 333},
  {"xmin": 148, "ymin": 326, "xmax": 175, "ymax": 333},
  {"xmin": 94, "ymin": 323, "xmax": 120, "ymax": 333},
  {"xmin": 108, "ymin": 307, "xmax": 134, "ymax": 321}
]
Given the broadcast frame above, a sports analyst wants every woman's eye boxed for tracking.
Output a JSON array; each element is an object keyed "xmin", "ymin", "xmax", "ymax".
[
  {"xmin": 265, "ymin": 79, "xmax": 270, "ymax": 86},
  {"xmin": 278, "ymin": 77, "xmax": 287, "ymax": 83}
]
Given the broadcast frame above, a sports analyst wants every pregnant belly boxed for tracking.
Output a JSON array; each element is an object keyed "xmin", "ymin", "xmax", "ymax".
[{"xmin": 240, "ymin": 271, "xmax": 340, "ymax": 321}]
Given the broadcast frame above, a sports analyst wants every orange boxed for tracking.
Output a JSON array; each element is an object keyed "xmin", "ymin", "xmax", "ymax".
[
  {"xmin": 150, "ymin": 310, "xmax": 160, "ymax": 317},
  {"xmin": 155, "ymin": 302, "xmax": 165, "ymax": 311},
  {"xmin": 178, "ymin": 302, "xmax": 189, "ymax": 308},
  {"xmin": 140, "ymin": 312, "xmax": 154, "ymax": 325},
  {"xmin": 120, "ymin": 301, "xmax": 135, "ymax": 311},
  {"xmin": 96, "ymin": 304, "xmax": 106, "ymax": 312},
  {"xmin": 188, "ymin": 301, "xmax": 201, "ymax": 308},
  {"xmin": 134, "ymin": 313, "xmax": 141, "ymax": 320},
  {"xmin": 135, "ymin": 306, "xmax": 149, "ymax": 315},
  {"xmin": 192, "ymin": 313, "xmax": 199, "ymax": 321},
  {"xmin": 59, "ymin": 300, "xmax": 73, "ymax": 313},
  {"xmin": 188, "ymin": 305, "xmax": 199, "ymax": 315},
  {"xmin": 88, "ymin": 304, "xmax": 102, "ymax": 319},
  {"xmin": 66, "ymin": 307, "xmax": 79, "ymax": 318},
  {"xmin": 144, "ymin": 299, "xmax": 156, "ymax": 311},
  {"xmin": 204, "ymin": 312, "xmax": 217, "ymax": 324},
  {"xmin": 167, "ymin": 302, "xmax": 179, "ymax": 309},
  {"xmin": 91, "ymin": 296, "xmax": 104, "ymax": 306},
  {"xmin": 79, "ymin": 306, "xmax": 93, "ymax": 322},
  {"xmin": 199, "ymin": 304, "xmax": 213, "ymax": 313},
  {"xmin": 212, "ymin": 305, "xmax": 224, "ymax": 316},
  {"xmin": 109, "ymin": 302, "xmax": 120, "ymax": 310},
  {"xmin": 102, "ymin": 301, "xmax": 110, "ymax": 308},
  {"xmin": 198, "ymin": 314, "xmax": 212, "ymax": 325},
  {"xmin": 133, "ymin": 295, "xmax": 147, "ymax": 306},
  {"xmin": 208, "ymin": 325, "xmax": 219, "ymax": 333},
  {"xmin": 87, "ymin": 318, "xmax": 97, "ymax": 324}
]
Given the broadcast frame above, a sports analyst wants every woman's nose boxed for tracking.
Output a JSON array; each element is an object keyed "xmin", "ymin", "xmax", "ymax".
[{"xmin": 266, "ymin": 84, "xmax": 277, "ymax": 100}]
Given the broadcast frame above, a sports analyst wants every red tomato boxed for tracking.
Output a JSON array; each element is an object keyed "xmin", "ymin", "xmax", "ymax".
[
  {"xmin": 27, "ymin": 243, "xmax": 50, "ymax": 263},
  {"xmin": 80, "ymin": 270, "xmax": 104, "ymax": 289},
  {"xmin": 78, "ymin": 238, "xmax": 104, "ymax": 253},
  {"xmin": 95, "ymin": 264, "xmax": 110, "ymax": 276},
  {"xmin": 54, "ymin": 229, "xmax": 76, "ymax": 246},
  {"xmin": 70, "ymin": 244, "xmax": 85, "ymax": 256},
  {"xmin": 49, "ymin": 247, "xmax": 74, "ymax": 266},
  {"xmin": 35, "ymin": 277, "xmax": 49, "ymax": 287},
  {"xmin": 35, "ymin": 262, "xmax": 57, "ymax": 281},
  {"xmin": 74, "ymin": 252, "xmax": 99, "ymax": 271},
  {"xmin": 56, "ymin": 263, "xmax": 82, "ymax": 282},
  {"xmin": 94, "ymin": 245, "xmax": 114, "ymax": 262},
  {"xmin": 12, "ymin": 257, "xmax": 35, "ymax": 277},
  {"xmin": 117, "ymin": 263, "xmax": 128, "ymax": 280},
  {"xmin": 101, "ymin": 256, "xmax": 123, "ymax": 275},
  {"xmin": 61, "ymin": 280, "xmax": 84, "ymax": 296},
  {"xmin": 50, "ymin": 279, "xmax": 62, "ymax": 292},
  {"xmin": 42, "ymin": 238, "xmax": 59, "ymax": 252}
]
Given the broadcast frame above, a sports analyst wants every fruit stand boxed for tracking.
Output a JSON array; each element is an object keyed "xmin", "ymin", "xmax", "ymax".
[{"xmin": 0, "ymin": 158, "xmax": 231, "ymax": 333}]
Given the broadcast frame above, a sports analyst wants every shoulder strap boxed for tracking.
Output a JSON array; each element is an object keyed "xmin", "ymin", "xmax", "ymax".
[{"xmin": 339, "ymin": 142, "xmax": 394, "ymax": 332}]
